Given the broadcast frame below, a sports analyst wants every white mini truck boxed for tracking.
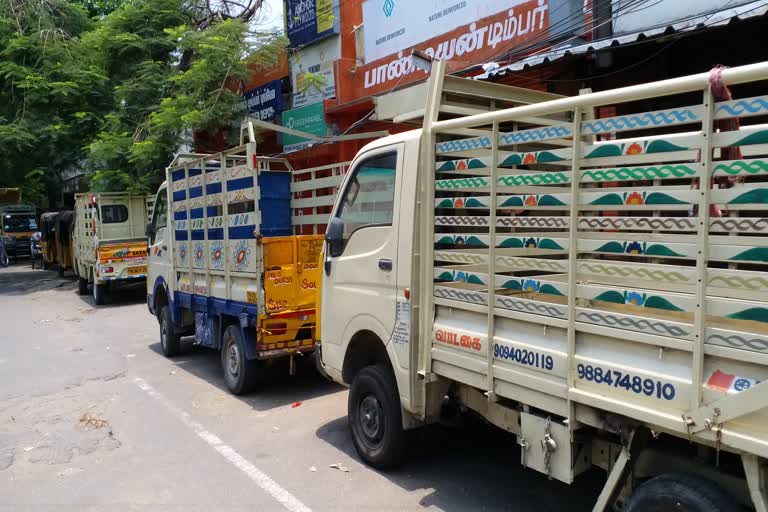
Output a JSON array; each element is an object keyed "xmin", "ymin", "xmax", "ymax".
[{"xmin": 319, "ymin": 61, "xmax": 768, "ymax": 510}]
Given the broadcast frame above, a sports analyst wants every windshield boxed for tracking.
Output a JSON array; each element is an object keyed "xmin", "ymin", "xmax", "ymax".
[{"xmin": 3, "ymin": 214, "xmax": 37, "ymax": 233}]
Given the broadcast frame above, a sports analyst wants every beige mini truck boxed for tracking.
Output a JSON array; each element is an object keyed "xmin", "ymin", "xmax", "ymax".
[
  {"xmin": 73, "ymin": 192, "xmax": 152, "ymax": 305},
  {"xmin": 318, "ymin": 60, "xmax": 768, "ymax": 511}
]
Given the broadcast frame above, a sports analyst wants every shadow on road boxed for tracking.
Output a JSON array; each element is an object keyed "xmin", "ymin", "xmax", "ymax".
[
  {"xmin": 75, "ymin": 280, "xmax": 147, "ymax": 308},
  {"xmin": 315, "ymin": 414, "xmax": 605, "ymax": 512},
  {"xmin": 0, "ymin": 265, "xmax": 76, "ymax": 296},
  {"xmin": 149, "ymin": 339, "xmax": 344, "ymax": 412}
]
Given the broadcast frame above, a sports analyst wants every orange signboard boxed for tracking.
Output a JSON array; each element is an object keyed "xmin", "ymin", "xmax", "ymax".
[
  {"xmin": 336, "ymin": 0, "xmax": 549, "ymax": 105},
  {"xmin": 245, "ymin": 50, "xmax": 289, "ymax": 90}
]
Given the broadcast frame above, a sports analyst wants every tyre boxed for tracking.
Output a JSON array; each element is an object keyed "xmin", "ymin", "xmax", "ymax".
[
  {"xmin": 57, "ymin": 265, "xmax": 64, "ymax": 277},
  {"xmin": 158, "ymin": 304, "xmax": 181, "ymax": 358},
  {"xmin": 348, "ymin": 364, "xmax": 407, "ymax": 469},
  {"xmin": 221, "ymin": 324, "xmax": 259, "ymax": 395},
  {"xmin": 624, "ymin": 473, "xmax": 738, "ymax": 512},
  {"xmin": 77, "ymin": 274, "xmax": 88, "ymax": 295},
  {"xmin": 92, "ymin": 276, "xmax": 105, "ymax": 305},
  {"xmin": 42, "ymin": 259, "xmax": 49, "ymax": 270}
]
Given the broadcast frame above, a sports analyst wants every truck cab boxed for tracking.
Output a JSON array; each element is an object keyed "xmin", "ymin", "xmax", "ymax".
[{"xmin": 1, "ymin": 203, "xmax": 37, "ymax": 261}]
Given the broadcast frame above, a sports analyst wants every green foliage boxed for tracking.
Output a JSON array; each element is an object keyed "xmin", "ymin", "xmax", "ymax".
[{"xmin": 0, "ymin": 0, "xmax": 285, "ymax": 200}]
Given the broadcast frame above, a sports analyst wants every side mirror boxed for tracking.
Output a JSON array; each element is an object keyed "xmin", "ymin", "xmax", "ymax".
[
  {"xmin": 324, "ymin": 217, "xmax": 344, "ymax": 276},
  {"xmin": 146, "ymin": 222, "xmax": 155, "ymax": 239}
]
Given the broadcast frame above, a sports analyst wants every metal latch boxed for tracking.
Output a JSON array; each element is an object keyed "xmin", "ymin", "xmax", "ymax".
[{"xmin": 517, "ymin": 436, "xmax": 529, "ymax": 467}]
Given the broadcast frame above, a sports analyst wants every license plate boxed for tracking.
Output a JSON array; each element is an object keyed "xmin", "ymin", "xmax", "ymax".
[{"xmin": 127, "ymin": 266, "xmax": 147, "ymax": 276}]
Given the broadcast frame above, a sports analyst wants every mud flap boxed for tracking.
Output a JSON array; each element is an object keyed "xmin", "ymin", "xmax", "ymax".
[{"xmin": 239, "ymin": 312, "xmax": 259, "ymax": 360}]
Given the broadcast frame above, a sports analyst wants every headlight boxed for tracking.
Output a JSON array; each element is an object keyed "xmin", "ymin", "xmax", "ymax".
[{"xmin": 2, "ymin": 236, "xmax": 14, "ymax": 244}]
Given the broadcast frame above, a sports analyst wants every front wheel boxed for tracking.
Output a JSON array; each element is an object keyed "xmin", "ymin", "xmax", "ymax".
[
  {"xmin": 158, "ymin": 304, "xmax": 181, "ymax": 357},
  {"xmin": 221, "ymin": 325, "xmax": 259, "ymax": 395},
  {"xmin": 624, "ymin": 473, "xmax": 738, "ymax": 512},
  {"xmin": 348, "ymin": 364, "xmax": 407, "ymax": 469}
]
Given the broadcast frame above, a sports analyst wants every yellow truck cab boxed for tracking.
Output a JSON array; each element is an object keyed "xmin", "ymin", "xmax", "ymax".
[
  {"xmin": 319, "ymin": 61, "xmax": 768, "ymax": 510},
  {"xmin": 73, "ymin": 192, "xmax": 152, "ymax": 304},
  {"xmin": 0, "ymin": 197, "xmax": 37, "ymax": 261},
  {"xmin": 146, "ymin": 146, "xmax": 329, "ymax": 394}
]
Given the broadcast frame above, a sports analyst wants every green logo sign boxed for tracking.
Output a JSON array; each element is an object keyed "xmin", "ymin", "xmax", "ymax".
[{"xmin": 281, "ymin": 102, "xmax": 327, "ymax": 151}]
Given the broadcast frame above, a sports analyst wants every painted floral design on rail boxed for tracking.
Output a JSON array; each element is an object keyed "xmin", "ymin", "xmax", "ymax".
[
  {"xmin": 593, "ymin": 289, "xmax": 684, "ymax": 312},
  {"xmin": 233, "ymin": 240, "xmax": 250, "ymax": 271},
  {"xmin": 588, "ymin": 190, "xmax": 689, "ymax": 206},
  {"xmin": 584, "ymin": 139, "xmax": 688, "ymax": 159},
  {"xmin": 593, "ymin": 240, "xmax": 687, "ymax": 258},
  {"xmin": 211, "ymin": 241, "xmax": 224, "ymax": 270}
]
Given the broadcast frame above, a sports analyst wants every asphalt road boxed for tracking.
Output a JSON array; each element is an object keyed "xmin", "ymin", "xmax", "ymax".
[{"xmin": 0, "ymin": 265, "xmax": 604, "ymax": 511}]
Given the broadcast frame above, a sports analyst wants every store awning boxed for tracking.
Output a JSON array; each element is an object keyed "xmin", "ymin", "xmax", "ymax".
[{"xmin": 476, "ymin": 0, "xmax": 768, "ymax": 81}]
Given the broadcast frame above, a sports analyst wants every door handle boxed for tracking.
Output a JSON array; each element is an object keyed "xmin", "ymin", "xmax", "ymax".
[{"xmin": 378, "ymin": 258, "xmax": 393, "ymax": 271}]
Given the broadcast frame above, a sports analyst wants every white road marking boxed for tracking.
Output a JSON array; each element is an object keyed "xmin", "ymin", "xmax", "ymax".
[{"xmin": 134, "ymin": 377, "xmax": 312, "ymax": 512}]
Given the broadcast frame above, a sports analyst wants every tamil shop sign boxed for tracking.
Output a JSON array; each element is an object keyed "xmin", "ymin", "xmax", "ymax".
[
  {"xmin": 243, "ymin": 80, "xmax": 283, "ymax": 121},
  {"xmin": 285, "ymin": 0, "xmax": 339, "ymax": 47},
  {"xmin": 337, "ymin": 0, "xmax": 549, "ymax": 104},
  {"xmin": 281, "ymin": 101, "xmax": 328, "ymax": 152},
  {"xmin": 362, "ymin": 0, "xmax": 532, "ymax": 63},
  {"xmin": 290, "ymin": 36, "xmax": 340, "ymax": 107}
]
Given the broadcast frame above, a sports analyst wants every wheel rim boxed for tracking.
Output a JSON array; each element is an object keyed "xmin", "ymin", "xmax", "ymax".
[
  {"xmin": 359, "ymin": 394, "xmax": 384, "ymax": 443},
  {"xmin": 226, "ymin": 341, "xmax": 240, "ymax": 379}
]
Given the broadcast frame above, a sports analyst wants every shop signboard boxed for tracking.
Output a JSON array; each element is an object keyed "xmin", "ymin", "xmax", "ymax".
[
  {"xmin": 285, "ymin": 0, "xmax": 339, "ymax": 47},
  {"xmin": 362, "ymin": 0, "xmax": 531, "ymax": 63},
  {"xmin": 290, "ymin": 35, "xmax": 340, "ymax": 108},
  {"xmin": 243, "ymin": 80, "xmax": 283, "ymax": 121},
  {"xmin": 281, "ymin": 101, "xmax": 328, "ymax": 152},
  {"xmin": 337, "ymin": 0, "xmax": 550, "ymax": 105},
  {"xmin": 245, "ymin": 51, "xmax": 289, "ymax": 90}
]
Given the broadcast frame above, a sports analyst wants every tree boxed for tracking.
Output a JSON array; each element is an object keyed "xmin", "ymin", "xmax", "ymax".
[
  {"xmin": 0, "ymin": 0, "xmax": 286, "ymax": 201},
  {"xmin": 0, "ymin": 0, "xmax": 108, "ymax": 205}
]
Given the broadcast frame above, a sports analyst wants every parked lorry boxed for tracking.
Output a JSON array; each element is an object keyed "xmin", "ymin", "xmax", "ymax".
[
  {"xmin": 0, "ymin": 188, "xmax": 36, "ymax": 261},
  {"xmin": 73, "ymin": 192, "xmax": 152, "ymax": 304},
  {"xmin": 146, "ymin": 146, "xmax": 341, "ymax": 393},
  {"xmin": 318, "ymin": 60, "xmax": 768, "ymax": 511}
]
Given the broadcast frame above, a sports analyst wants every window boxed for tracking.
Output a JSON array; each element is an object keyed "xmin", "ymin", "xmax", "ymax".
[
  {"xmin": 337, "ymin": 151, "xmax": 397, "ymax": 243},
  {"xmin": 101, "ymin": 204, "xmax": 129, "ymax": 224},
  {"xmin": 153, "ymin": 192, "xmax": 168, "ymax": 231},
  {"xmin": 3, "ymin": 214, "xmax": 36, "ymax": 233}
]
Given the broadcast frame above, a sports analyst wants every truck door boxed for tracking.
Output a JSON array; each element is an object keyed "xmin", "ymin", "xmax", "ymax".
[
  {"xmin": 321, "ymin": 145, "xmax": 404, "ymax": 355},
  {"xmin": 147, "ymin": 186, "xmax": 170, "ymax": 302}
]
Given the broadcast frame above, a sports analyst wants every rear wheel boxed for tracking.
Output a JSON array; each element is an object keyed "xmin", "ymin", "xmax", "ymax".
[
  {"xmin": 158, "ymin": 304, "xmax": 181, "ymax": 357},
  {"xmin": 77, "ymin": 263, "xmax": 88, "ymax": 295},
  {"xmin": 348, "ymin": 364, "xmax": 407, "ymax": 469},
  {"xmin": 221, "ymin": 324, "xmax": 259, "ymax": 395},
  {"xmin": 92, "ymin": 273, "xmax": 105, "ymax": 305},
  {"xmin": 624, "ymin": 473, "xmax": 738, "ymax": 512}
]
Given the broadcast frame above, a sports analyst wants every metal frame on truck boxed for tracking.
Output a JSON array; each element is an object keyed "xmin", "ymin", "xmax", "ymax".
[{"xmin": 320, "ymin": 60, "xmax": 768, "ymax": 510}]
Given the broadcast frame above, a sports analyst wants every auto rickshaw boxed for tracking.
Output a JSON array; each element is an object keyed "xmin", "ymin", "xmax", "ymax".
[
  {"xmin": 55, "ymin": 210, "xmax": 74, "ymax": 276},
  {"xmin": 38, "ymin": 212, "xmax": 59, "ymax": 270}
]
